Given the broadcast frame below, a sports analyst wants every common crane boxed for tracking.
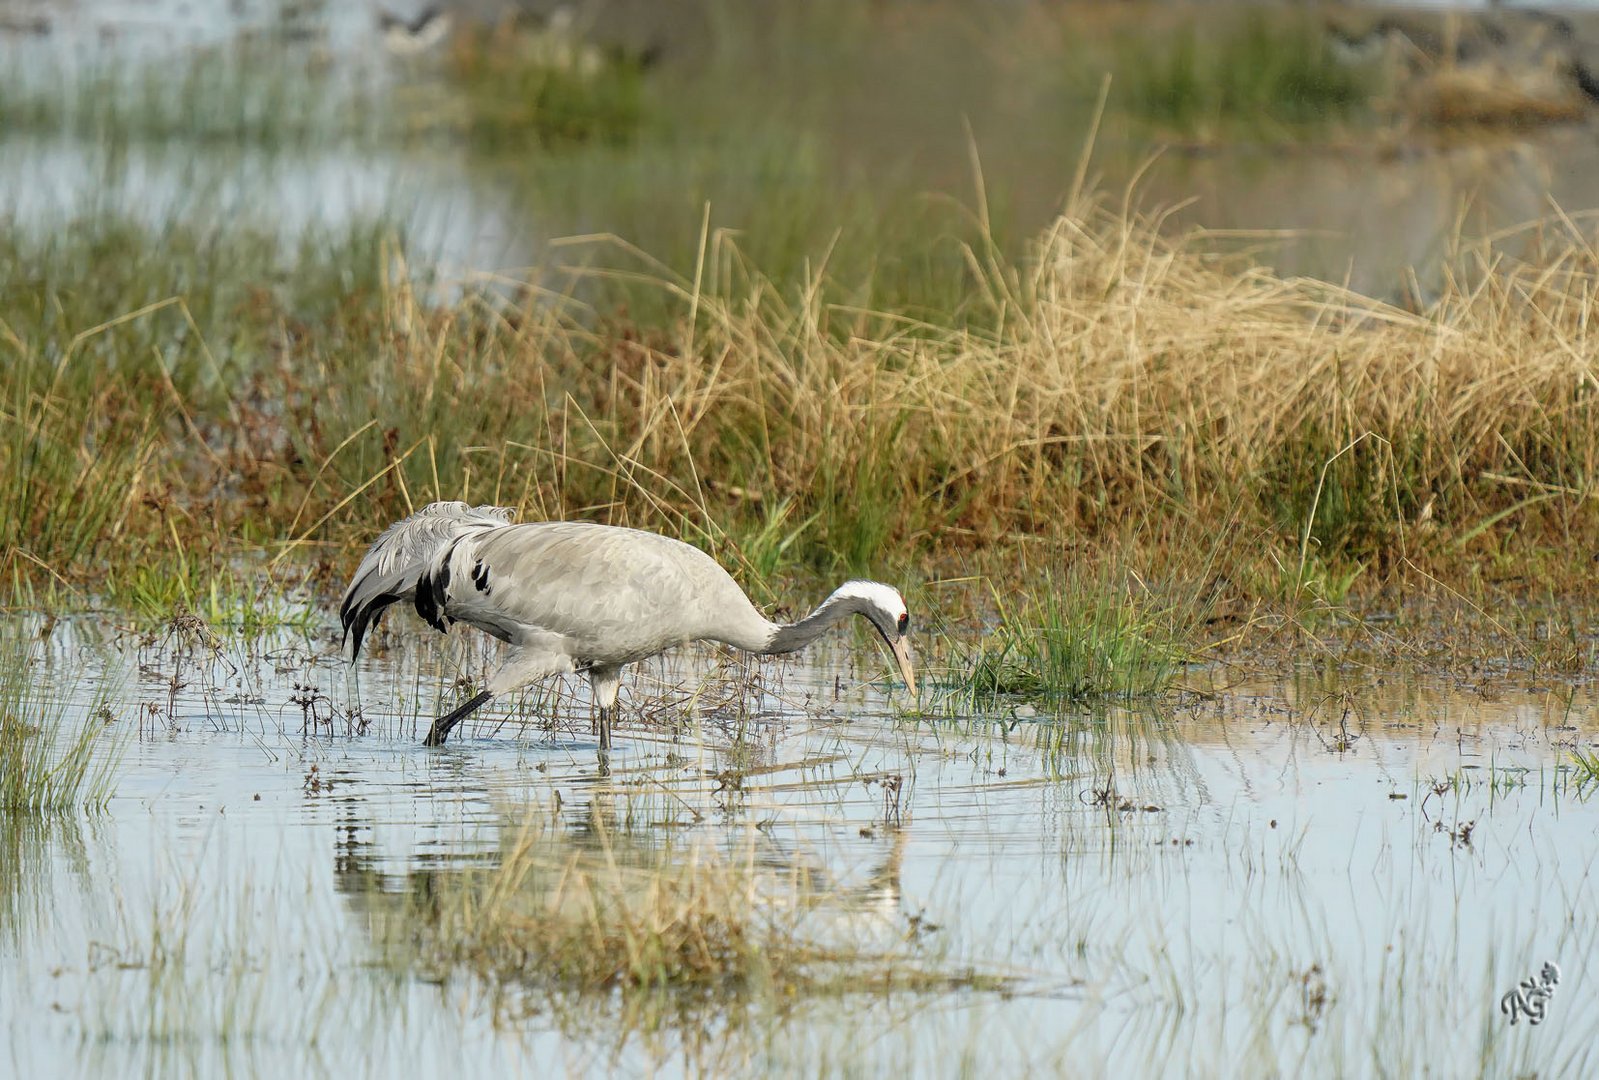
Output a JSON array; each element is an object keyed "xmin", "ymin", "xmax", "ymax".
[{"xmin": 340, "ymin": 502, "xmax": 917, "ymax": 748}]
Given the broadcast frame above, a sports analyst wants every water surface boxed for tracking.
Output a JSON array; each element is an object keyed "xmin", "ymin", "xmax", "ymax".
[{"xmin": 4, "ymin": 612, "xmax": 1597, "ymax": 1075}]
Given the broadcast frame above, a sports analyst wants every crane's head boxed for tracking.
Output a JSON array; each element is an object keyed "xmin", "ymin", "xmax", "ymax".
[{"xmin": 835, "ymin": 581, "xmax": 917, "ymax": 703}]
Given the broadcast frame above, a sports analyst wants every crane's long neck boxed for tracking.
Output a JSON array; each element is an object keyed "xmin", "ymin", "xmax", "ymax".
[{"xmin": 762, "ymin": 590, "xmax": 866, "ymax": 655}]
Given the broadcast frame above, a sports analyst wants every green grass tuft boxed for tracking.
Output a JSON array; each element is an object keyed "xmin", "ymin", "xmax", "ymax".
[
  {"xmin": 437, "ymin": 23, "xmax": 651, "ymax": 150},
  {"xmin": 0, "ymin": 634, "xmax": 123, "ymax": 812},
  {"xmin": 1115, "ymin": 13, "xmax": 1375, "ymax": 135},
  {"xmin": 955, "ymin": 569, "xmax": 1193, "ymax": 704},
  {"xmin": 1572, "ymin": 750, "xmax": 1599, "ymax": 789}
]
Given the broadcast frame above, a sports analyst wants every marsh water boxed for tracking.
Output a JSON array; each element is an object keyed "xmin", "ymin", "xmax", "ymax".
[{"xmin": 4, "ymin": 611, "xmax": 1599, "ymax": 1075}]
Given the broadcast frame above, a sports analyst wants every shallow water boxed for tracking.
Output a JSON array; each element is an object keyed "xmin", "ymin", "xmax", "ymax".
[{"xmin": 4, "ymin": 610, "xmax": 1598, "ymax": 1076}]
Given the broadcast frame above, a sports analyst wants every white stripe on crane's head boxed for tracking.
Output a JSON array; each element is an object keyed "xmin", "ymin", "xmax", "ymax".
[{"xmin": 832, "ymin": 580, "xmax": 908, "ymax": 621}]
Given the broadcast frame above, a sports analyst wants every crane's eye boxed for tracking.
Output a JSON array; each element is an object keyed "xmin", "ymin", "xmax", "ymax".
[{"xmin": 896, "ymin": 613, "xmax": 909, "ymax": 635}]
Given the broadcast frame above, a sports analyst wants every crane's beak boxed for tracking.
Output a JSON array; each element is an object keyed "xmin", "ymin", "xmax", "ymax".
[{"xmin": 889, "ymin": 635, "xmax": 918, "ymax": 706}]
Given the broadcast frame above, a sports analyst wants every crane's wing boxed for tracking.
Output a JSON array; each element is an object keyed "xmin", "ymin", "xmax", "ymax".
[{"xmin": 340, "ymin": 501, "xmax": 515, "ymax": 658}]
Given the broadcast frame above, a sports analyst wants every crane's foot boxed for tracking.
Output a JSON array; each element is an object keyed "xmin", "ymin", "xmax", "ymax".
[{"xmin": 424, "ymin": 690, "xmax": 493, "ymax": 747}]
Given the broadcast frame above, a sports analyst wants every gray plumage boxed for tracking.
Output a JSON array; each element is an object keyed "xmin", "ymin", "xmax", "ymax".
[{"xmin": 340, "ymin": 501, "xmax": 918, "ymax": 748}]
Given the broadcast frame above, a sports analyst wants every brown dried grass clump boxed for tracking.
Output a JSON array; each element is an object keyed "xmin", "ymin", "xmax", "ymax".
[
  {"xmin": 1399, "ymin": 66, "xmax": 1589, "ymax": 127},
  {"xmin": 490, "ymin": 196, "xmax": 1597, "ymax": 586}
]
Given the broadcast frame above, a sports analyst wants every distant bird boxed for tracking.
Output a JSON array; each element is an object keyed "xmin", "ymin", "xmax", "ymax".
[
  {"xmin": 379, "ymin": 6, "xmax": 451, "ymax": 56},
  {"xmin": 340, "ymin": 502, "xmax": 917, "ymax": 748}
]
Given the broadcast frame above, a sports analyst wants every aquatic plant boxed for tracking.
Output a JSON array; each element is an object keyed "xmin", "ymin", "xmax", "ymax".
[
  {"xmin": 0, "ymin": 43, "xmax": 378, "ymax": 147},
  {"xmin": 438, "ymin": 20, "xmax": 652, "ymax": 150},
  {"xmin": 1572, "ymin": 749, "xmax": 1599, "ymax": 789},
  {"xmin": 954, "ymin": 569, "xmax": 1192, "ymax": 703},
  {"xmin": 0, "ymin": 635, "xmax": 122, "ymax": 812}
]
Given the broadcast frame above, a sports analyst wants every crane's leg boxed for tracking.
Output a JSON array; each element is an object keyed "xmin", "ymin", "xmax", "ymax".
[
  {"xmin": 434, "ymin": 648, "xmax": 569, "ymax": 748},
  {"xmin": 588, "ymin": 665, "xmax": 624, "ymax": 754},
  {"xmin": 424, "ymin": 690, "xmax": 493, "ymax": 747}
]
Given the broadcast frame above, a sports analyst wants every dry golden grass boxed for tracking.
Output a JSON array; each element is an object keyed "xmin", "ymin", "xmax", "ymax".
[
  {"xmin": 451, "ymin": 194, "xmax": 1597, "ymax": 593},
  {"xmin": 1397, "ymin": 66, "xmax": 1589, "ymax": 127},
  {"xmin": 4, "ymin": 194, "xmax": 1597, "ymax": 624}
]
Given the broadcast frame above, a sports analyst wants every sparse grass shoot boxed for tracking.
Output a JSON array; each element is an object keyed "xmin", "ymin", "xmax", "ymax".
[
  {"xmin": 0, "ymin": 635, "xmax": 122, "ymax": 812},
  {"xmin": 1571, "ymin": 750, "xmax": 1599, "ymax": 790}
]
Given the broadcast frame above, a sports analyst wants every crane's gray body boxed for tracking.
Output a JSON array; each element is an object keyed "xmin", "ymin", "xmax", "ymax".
[
  {"xmin": 418, "ymin": 519, "xmax": 777, "ymax": 686},
  {"xmin": 339, "ymin": 501, "xmax": 914, "ymax": 747}
]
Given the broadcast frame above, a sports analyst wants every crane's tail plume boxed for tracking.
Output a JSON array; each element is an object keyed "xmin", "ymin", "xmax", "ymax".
[{"xmin": 339, "ymin": 501, "xmax": 514, "ymax": 659}]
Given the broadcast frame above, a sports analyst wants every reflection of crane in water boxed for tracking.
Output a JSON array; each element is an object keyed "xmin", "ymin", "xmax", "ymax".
[
  {"xmin": 340, "ymin": 502, "xmax": 916, "ymax": 751},
  {"xmin": 330, "ymin": 793, "xmax": 914, "ymax": 958}
]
